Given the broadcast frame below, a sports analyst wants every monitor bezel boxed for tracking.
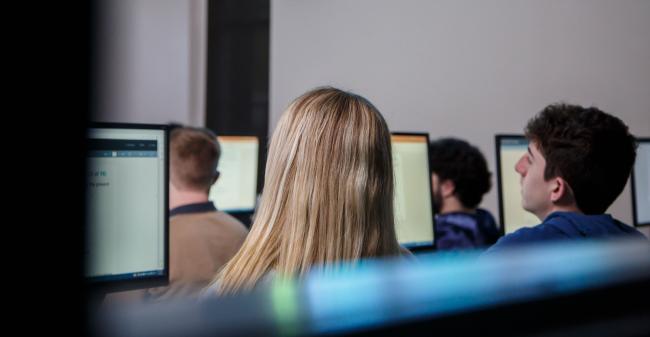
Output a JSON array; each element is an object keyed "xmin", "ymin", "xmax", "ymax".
[
  {"xmin": 391, "ymin": 132, "xmax": 436, "ymax": 251},
  {"xmin": 85, "ymin": 122, "xmax": 170, "ymax": 293},
  {"xmin": 631, "ymin": 137, "xmax": 650, "ymax": 227}
]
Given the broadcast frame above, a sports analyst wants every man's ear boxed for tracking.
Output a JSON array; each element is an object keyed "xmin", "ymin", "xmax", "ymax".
[
  {"xmin": 440, "ymin": 179, "xmax": 455, "ymax": 198},
  {"xmin": 550, "ymin": 177, "xmax": 574, "ymax": 204},
  {"xmin": 204, "ymin": 172, "xmax": 219, "ymax": 195}
]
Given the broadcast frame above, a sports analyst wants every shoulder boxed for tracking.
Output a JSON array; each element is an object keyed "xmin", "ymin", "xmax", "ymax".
[
  {"xmin": 435, "ymin": 212, "xmax": 476, "ymax": 230},
  {"xmin": 483, "ymin": 222, "xmax": 565, "ymax": 255},
  {"xmin": 476, "ymin": 208, "xmax": 497, "ymax": 223},
  {"xmin": 610, "ymin": 218, "xmax": 647, "ymax": 239},
  {"xmin": 213, "ymin": 211, "xmax": 248, "ymax": 232},
  {"xmin": 175, "ymin": 211, "xmax": 247, "ymax": 232},
  {"xmin": 514, "ymin": 220, "xmax": 573, "ymax": 240},
  {"xmin": 170, "ymin": 211, "xmax": 248, "ymax": 244}
]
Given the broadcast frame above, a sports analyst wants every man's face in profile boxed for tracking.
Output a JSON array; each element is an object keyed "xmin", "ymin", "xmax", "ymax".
[{"xmin": 515, "ymin": 140, "xmax": 553, "ymax": 219}]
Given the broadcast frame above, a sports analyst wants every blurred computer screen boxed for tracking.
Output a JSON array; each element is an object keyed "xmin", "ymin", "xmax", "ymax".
[
  {"xmin": 632, "ymin": 138, "xmax": 650, "ymax": 226},
  {"xmin": 391, "ymin": 133, "xmax": 435, "ymax": 248},
  {"xmin": 85, "ymin": 123, "xmax": 169, "ymax": 292},
  {"xmin": 495, "ymin": 135, "xmax": 539, "ymax": 234},
  {"xmin": 208, "ymin": 136, "xmax": 259, "ymax": 213}
]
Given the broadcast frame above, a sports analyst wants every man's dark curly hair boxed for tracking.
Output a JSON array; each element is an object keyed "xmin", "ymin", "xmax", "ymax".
[
  {"xmin": 525, "ymin": 103, "xmax": 637, "ymax": 214},
  {"xmin": 429, "ymin": 138, "xmax": 492, "ymax": 209}
]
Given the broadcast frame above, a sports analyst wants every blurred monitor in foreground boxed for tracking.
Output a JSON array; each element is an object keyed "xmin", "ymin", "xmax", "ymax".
[{"xmin": 95, "ymin": 239, "xmax": 650, "ymax": 337}]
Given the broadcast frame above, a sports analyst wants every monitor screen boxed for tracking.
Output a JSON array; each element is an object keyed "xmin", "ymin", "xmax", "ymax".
[
  {"xmin": 85, "ymin": 123, "xmax": 169, "ymax": 291},
  {"xmin": 632, "ymin": 138, "xmax": 650, "ymax": 226},
  {"xmin": 496, "ymin": 135, "xmax": 539, "ymax": 234},
  {"xmin": 391, "ymin": 133, "xmax": 435, "ymax": 248},
  {"xmin": 208, "ymin": 136, "xmax": 259, "ymax": 213}
]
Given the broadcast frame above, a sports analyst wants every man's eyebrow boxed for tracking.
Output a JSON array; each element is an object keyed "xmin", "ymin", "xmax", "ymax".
[{"xmin": 527, "ymin": 146, "xmax": 534, "ymax": 159}]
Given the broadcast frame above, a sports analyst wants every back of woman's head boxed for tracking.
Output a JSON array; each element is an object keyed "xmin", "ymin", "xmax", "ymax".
[{"xmin": 214, "ymin": 87, "xmax": 400, "ymax": 295}]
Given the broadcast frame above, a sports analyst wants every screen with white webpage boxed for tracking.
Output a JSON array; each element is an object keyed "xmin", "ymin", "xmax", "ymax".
[
  {"xmin": 392, "ymin": 134, "xmax": 435, "ymax": 247},
  {"xmin": 497, "ymin": 136, "xmax": 539, "ymax": 234},
  {"xmin": 85, "ymin": 127, "xmax": 166, "ymax": 282},
  {"xmin": 209, "ymin": 136, "xmax": 259, "ymax": 212},
  {"xmin": 633, "ymin": 139, "xmax": 650, "ymax": 226}
]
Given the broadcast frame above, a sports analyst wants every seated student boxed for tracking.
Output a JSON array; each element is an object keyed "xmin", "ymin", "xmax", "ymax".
[
  {"xmin": 106, "ymin": 125, "xmax": 248, "ymax": 305},
  {"xmin": 147, "ymin": 126, "xmax": 249, "ymax": 299},
  {"xmin": 205, "ymin": 87, "xmax": 408, "ymax": 296},
  {"xmin": 485, "ymin": 103, "xmax": 646, "ymax": 254},
  {"xmin": 429, "ymin": 138, "xmax": 500, "ymax": 249},
  {"xmin": 107, "ymin": 127, "xmax": 249, "ymax": 302}
]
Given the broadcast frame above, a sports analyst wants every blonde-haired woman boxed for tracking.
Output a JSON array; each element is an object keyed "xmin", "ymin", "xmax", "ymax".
[{"xmin": 209, "ymin": 87, "xmax": 404, "ymax": 296}]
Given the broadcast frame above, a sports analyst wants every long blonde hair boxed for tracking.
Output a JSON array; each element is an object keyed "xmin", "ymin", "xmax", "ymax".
[{"xmin": 213, "ymin": 87, "xmax": 400, "ymax": 295}]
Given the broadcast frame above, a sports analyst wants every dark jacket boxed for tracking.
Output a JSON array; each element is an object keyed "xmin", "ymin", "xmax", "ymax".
[{"xmin": 435, "ymin": 208, "xmax": 500, "ymax": 250}]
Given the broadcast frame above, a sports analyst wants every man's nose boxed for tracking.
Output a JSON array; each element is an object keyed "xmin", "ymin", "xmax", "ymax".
[{"xmin": 515, "ymin": 156, "xmax": 527, "ymax": 176}]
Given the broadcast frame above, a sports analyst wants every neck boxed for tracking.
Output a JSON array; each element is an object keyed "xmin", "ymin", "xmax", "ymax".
[
  {"xmin": 537, "ymin": 204, "xmax": 582, "ymax": 221},
  {"xmin": 169, "ymin": 189, "xmax": 210, "ymax": 210},
  {"xmin": 439, "ymin": 197, "xmax": 475, "ymax": 214}
]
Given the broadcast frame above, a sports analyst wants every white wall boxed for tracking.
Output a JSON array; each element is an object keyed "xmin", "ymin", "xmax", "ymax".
[
  {"xmin": 270, "ymin": 0, "xmax": 650, "ymax": 236},
  {"xmin": 93, "ymin": 0, "xmax": 207, "ymax": 126}
]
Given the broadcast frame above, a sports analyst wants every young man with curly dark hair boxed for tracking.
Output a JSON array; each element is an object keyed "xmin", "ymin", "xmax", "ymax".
[
  {"xmin": 485, "ymin": 103, "xmax": 646, "ymax": 254},
  {"xmin": 429, "ymin": 138, "xmax": 500, "ymax": 250}
]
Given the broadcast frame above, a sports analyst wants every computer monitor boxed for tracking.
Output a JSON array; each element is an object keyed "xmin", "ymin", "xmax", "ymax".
[
  {"xmin": 85, "ymin": 123, "xmax": 169, "ymax": 292},
  {"xmin": 495, "ymin": 135, "xmax": 539, "ymax": 234},
  {"xmin": 208, "ymin": 136, "xmax": 259, "ymax": 213},
  {"xmin": 631, "ymin": 138, "xmax": 650, "ymax": 227},
  {"xmin": 391, "ymin": 133, "xmax": 435, "ymax": 248}
]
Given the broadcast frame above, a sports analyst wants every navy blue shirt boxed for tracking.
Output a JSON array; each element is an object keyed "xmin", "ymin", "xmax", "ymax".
[
  {"xmin": 436, "ymin": 208, "xmax": 500, "ymax": 250},
  {"xmin": 484, "ymin": 211, "xmax": 647, "ymax": 255}
]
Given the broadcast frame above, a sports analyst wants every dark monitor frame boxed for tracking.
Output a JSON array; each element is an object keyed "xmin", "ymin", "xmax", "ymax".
[
  {"xmin": 85, "ymin": 122, "xmax": 170, "ymax": 293},
  {"xmin": 494, "ymin": 134, "xmax": 528, "ymax": 236},
  {"xmin": 391, "ymin": 132, "xmax": 436, "ymax": 252},
  {"xmin": 631, "ymin": 137, "xmax": 650, "ymax": 227},
  {"xmin": 211, "ymin": 133, "xmax": 261, "ymax": 228}
]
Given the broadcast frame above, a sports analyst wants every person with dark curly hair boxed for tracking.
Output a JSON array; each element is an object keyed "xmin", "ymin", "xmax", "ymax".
[
  {"xmin": 429, "ymin": 138, "xmax": 500, "ymax": 250},
  {"xmin": 485, "ymin": 103, "xmax": 646, "ymax": 254}
]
